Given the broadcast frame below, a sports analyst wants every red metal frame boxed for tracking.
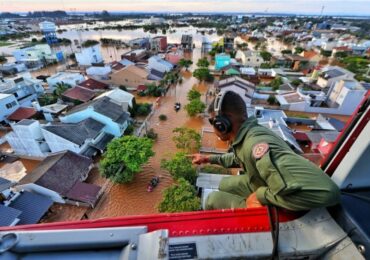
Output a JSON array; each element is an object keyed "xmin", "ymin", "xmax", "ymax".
[{"xmin": 0, "ymin": 208, "xmax": 303, "ymax": 237}]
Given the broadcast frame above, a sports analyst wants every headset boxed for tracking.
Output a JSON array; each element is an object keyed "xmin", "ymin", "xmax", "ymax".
[{"xmin": 212, "ymin": 91, "xmax": 232, "ymax": 134}]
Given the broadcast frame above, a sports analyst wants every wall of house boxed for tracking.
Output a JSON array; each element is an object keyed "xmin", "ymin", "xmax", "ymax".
[
  {"xmin": 110, "ymin": 69, "xmax": 153, "ymax": 90},
  {"xmin": 0, "ymin": 95, "xmax": 19, "ymax": 122},
  {"xmin": 41, "ymin": 129, "xmax": 83, "ymax": 154},
  {"xmin": 5, "ymin": 131, "xmax": 47, "ymax": 157},
  {"xmin": 47, "ymin": 74, "xmax": 85, "ymax": 88},
  {"xmin": 60, "ymin": 109, "xmax": 123, "ymax": 137},
  {"xmin": 75, "ymin": 45, "xmax": 103, "ymax": 66}
]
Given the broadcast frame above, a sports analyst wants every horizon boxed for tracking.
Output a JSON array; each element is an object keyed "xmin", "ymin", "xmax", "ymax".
[{"xmin": 1, "ymin": 0, "xmax": 370, "ymax": 16}]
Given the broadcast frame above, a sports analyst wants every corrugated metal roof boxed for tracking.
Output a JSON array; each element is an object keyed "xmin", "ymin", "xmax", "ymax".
[
  {"xmin": 10, "ymin": 191, "xmax": 53, "ymax": 225},
  {"xmin": 66, "ymin": 181, "xmax": 101, "ymax": 207},
  {"xmin": 0, "ymin": 176, "xmax": 12, "ymax": 192},
  {"xmin": 0, "ymin": 204, "xmax": 21, "ymax": 226}
]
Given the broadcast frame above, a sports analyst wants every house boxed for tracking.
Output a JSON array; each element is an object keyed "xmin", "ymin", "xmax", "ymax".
[
  {"xmin": 60, "ymin": 96, "xmax": 130, "ymax": 137},
  {"xmin": 40, "ymin": 103, "xmax": 68, "ymax": 122},
  {"xmin": 215, "ymin": 53, "xmax": 231, "ymax": 70},
  {"xmin": 0, "ymin": 177, "xmax": 53, "ymax": 226},
  {"xmin": 0, "ymin": 73, "xmax": 44, "ymax": 107},
  {"xmin": 283, "ymin": 54, "xmax": 309, "ymax": 70},
  {"xmin": 148, "ymin": 68, "xmax": 166, "ymax": 80},
  {"xmin": 18, "ymin": 150, "xmax": 102, "ymax": 207},
  {"xmin": 42, "ymin": 118, "xmax": 111, "ymax": 156},
  {"xmin": 316, "ymin": 66, "xmax": 355, "ymax": 89},
  {"xmin": 7, "ymin": 107, "xmax": 37, "ymax": 122},
  {"xmin": 62, "ymin": 86, "xmax": 96, "ymax": 103},
  {"xmin": 165, "ymin": 51, "xmax": 183, "ymax": 65},
  {"xmin": 150, "ymin": 36, "xmax": 167, "ymax": 52},
  {"xmin": 301, "ymin": 50, "xmax": 321, "ymax": 67},
  {"xmin": 75, "ymin": 45, "xmax": 104, "ymax": 66},
  {"xmin": 46, "ymin": 72, "xmax": 85, "ymax": 90},
  {"xmin": 0, "ymin": 62, "xmax": 27, "ymax": 76},
  {"xmin": 215, "ymin": 76, "xmax": 255, "ymax": 105},
  {"xmin": 95, "ymin": 88, "xmax": 135, "ymax": 110},
  {"xmin": 121, "ymin": 49, "xmax": 147, "ymax": 62},
  {"xmin": 0, "ymin": 93, "xmax": 20, "ymax": 123},
  {"xmin": 110, "ymin": 65, "xmax": 155, "ymax": 91},
  {"xmin": 86, "ymin": 66, "xmax": 112, "ymax": 81},
  {"xmin": 128, "ymin": 38, "xmax": 150, "ymax": 49},
  {"xmin": 223, "ymin": 33, "xmax": 236, "ymax": 52},
  {"xmin": 13, "ymin": 44, "xmax": 61, "ymax": 69},
  {"xmin": 148, "ymin": 55, "xmax": 174, "ymax": 73},
  {"xmin": 235, "ymin": 50, "xmax": 264, "ymax": 67},
  {"xmin": 5, "ymin": 119, "xmax": 50, "ymax": 157},
  {"xmin": 181, "ymin": 35, "xmax": 193, "ymax": 50},
  {"xmin": 78, "ymin": 78, "xmax": 109, "ymax": 91},
  {"xmin": 240, "ymin": 67, "xmax": 256, "ymax": 76}
]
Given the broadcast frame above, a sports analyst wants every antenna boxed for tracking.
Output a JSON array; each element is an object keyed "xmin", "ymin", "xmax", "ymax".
[{"xmin": 320, "ymin": 5, "xmax": 325, "ymax": 17}]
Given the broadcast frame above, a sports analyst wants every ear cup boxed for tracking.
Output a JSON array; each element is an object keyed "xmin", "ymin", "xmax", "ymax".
[{"xmin": 213, "ymin": 115, "xmax": 232, "ymax": 134}]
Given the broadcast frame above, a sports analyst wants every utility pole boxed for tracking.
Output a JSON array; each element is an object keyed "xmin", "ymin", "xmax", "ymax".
[{"xmin": 320, "ymin": 5, "xmax": 325, "ymax": 17}]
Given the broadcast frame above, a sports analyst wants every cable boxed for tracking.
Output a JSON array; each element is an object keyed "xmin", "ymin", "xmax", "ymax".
[{"xmin": 267, "ymin": 206, "xmax": 279, "ymax": 260}]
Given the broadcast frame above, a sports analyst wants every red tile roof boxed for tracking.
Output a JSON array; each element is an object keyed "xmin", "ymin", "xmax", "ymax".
[
  {"xmin": 303, "ymin": 50, "xmax": 319, "ymax": 60},
  {"xmin": 137, "ymin": 85, "xmax": 147, "ymax": 92},
  {"xmin": 78, "ymin": 78, "xmax": 109, "ymax": 90},
  {"xmin": 62, "ymin": 86, "xmax": 96, "ymax": 102},
  {"xmin": 7, "ymin": 107, "xmax": 37, "ymax": 121},
  {"xmin": 333, "ymin": 46, "xmax": 351, "ymax": 52}
]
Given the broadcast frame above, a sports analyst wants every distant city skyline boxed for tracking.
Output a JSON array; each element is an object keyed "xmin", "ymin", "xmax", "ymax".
[{"xmin": 1, "ymin": 0, "xmax": 370, "ymax": 16}]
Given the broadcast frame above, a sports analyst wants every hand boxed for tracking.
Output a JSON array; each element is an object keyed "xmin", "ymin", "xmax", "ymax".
[
  {"xmin": 187, "ymin": 154, "xmax": 210, "ymax": 165},
  {"xmin": 246, "ymin": 192, "xmax": 263, "ymax": 208}
]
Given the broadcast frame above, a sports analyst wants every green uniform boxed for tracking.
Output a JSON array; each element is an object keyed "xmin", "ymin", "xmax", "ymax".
[{"xmin": 206, "ymin": 117, "xmax": 340, "ymax": 211}]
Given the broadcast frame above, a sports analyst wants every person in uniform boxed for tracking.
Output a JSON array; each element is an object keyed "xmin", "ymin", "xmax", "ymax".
[{"xmin": 190, "ymin": 91, "xmax": 340, "ymax": 211}]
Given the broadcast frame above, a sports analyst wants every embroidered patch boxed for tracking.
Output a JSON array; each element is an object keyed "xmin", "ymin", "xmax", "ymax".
[{"xmin": 252, "ymin": 143, "xmax": 269, "ymax": 159}]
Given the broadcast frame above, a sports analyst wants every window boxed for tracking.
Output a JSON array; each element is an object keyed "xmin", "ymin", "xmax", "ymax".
[
  {"xmin": 28, "ymin": 54, "xmax": 31, "ymax": 57},
  {"xmin": 247, "ymin": 58, "xmax": 250, "ymax": 61},
  {"xmin": 6, "ymin": 103, "xmax": 13, "ymax": 109},
  {"xmin": 257, "ymin": 59, "xmax": 260, "ymax": 62}
]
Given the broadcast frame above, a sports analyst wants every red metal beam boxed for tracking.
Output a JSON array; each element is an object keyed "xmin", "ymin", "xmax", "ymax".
[{"xmin": 0, "ymin": 208, "xmax": 302, "ymax": 237}]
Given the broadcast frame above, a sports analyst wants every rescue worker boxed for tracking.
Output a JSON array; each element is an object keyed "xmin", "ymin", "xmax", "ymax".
[{"xmin": 190, "ymin": 91, "xmax": 340, "ymax": 211}]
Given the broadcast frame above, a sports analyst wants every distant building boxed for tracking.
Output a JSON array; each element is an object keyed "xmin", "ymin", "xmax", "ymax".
[
  {"xmin": 128, "ymin": 38, "xmax": 150, "ymax": 49},
  {"xmin": 223, "ymin": 33, "xmax": 236, "ymax": 52},
  {"xmin": 215, "ymin": 76, "xmax": 255, "ymax": 105},
  {"xmin": 110, "ymin": 65, "xmax": 155, "ymax": 91},
  {"xmin": 60, "ymin": 96, "xmax": 130, "ymax": 137},
  {"xmin": 0, "ymin": 73, "xmax": 44, "ymax": 107},
  {"xmin": 215, "ymin": 53, "xmax": 231, "ymax": 70},
  {"xmin": 0, "ymin": 93, "xmax": 19, "ymax": 123},
  {"xmin": 181, "ymin": 35, "xmax": 193, "ymax": 50},
  {"xmin": 149, "ymin": 16, "xmax": 165, "ymax": 25},
  {"xmin": 235, "ymin": 50, "xmax": 264, "ymax": 67},
  {"xmin": 121, "ymin": 49, "xmax": 148, "ymax": 62},
  {"xmin": 150, "ymin": 36, "xmax": 167, "ymax": 52},
  {"xmin": 148, "ymin": 55, "xmax": 174, "ymax": 73},
  {"xmin": 13, "ymin": 44, "xmax": 61, "ymax": 69},
  {"xmin": 46, "ymin": 72, "xmax": 85, "ymax": 90},
  {"xmin": 86, "ymin": 66, "xmax": 112, "ymax": 81},
  {"xmin": 95, "ymin": 88, "xmax": 135, "ymax": 110},
  {"xmin": 75, "ymin": 45, "xmax": 103, "ymax": 66}
]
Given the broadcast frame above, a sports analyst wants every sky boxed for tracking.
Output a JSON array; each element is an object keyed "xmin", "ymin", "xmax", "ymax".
[{"xmin": 1, "ymin": 0, "xmax": 370, "ymax": 16}]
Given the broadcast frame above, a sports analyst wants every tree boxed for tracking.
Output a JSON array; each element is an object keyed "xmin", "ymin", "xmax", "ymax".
[
  {"xmin": 267, "ymin": 95, "xmax": 277, "ymax": 105},
  {"xmin": 270, "ymin": 76, "xmax": 283, "ymax": 91},
  {"xmin": 291, "ymin": 79, "xmax": 302, "ymax": 87},
  {"xmin": 320, "ymin": 49, "xmax": 332, "ymax": 57},
  {"xmin": 178, "ymin": 58, "xmax": 193, "ymax": 71},
  {"xmin": 281, "ymin": 49, "xmax": 292, "ymax": 54},
  {"xmin": 53, "ymin": 83, "xmax": 70, "ymax": 97},
  {"xmin": 100, "ymin": 136, "xmax": 154, "ymax": 183},
  {"xmin": 172, "ymin": 127, "xmax": 201, "ymax": 153},
  {"xmin": 161, "ymin": 152, "xmax": 197, "ymax": 184},
  {"xmin": 187, "ymin": 88, "xmax": 201, "ymax": 100},
  {"xmin": 82, "ymin": 39, "xmax": 99, "ymax": 48},
  {"xmin": 193, "ymin": 67, "xmax": 212, "ymax": 82},
  {"xmin": 196, "ymin": 58, "xmax": 210, "ymax": 68},
  {"xmin": 335, "ymin": 52, "xmax": 348, "ymax": 59},
  {"xmin": 294, "ymin": 47, "xmax": 305, "ymax": 54},
  {"xmin": 158, "ymin": 178, "xmax": 201, "ymax": 213},
  {"xmin": 185, "ymin": 98, "xmax": 206, "ymax": 117},
  {"xmin": 0, "ymin": 55, "xmax": 7, "ymax": 64},
  {"xmin": 260, "ymin": 51, "xmax": 272, "ymax": 62}
]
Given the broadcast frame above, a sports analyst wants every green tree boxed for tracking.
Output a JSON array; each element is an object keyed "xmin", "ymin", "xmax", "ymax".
[
  {"xmin": 291, "ymin": 79, "xmax": 302, "ymax": 87},
  {"xmin": 172, "ymin": 127, "xmax": 201, "ymax": 153},
  {"xmin": 270, "ymin": 77, "xmax": 283, "ymax": 91},
  {"xmin": 158, "ymin": 178, "xmax": 201, "ymax": 213},
  {"xmin": 100, "ymin": 136, "xmax": 154, "ymax": 183},
  {"xmin": 187, "ymin": 87, "xmax": 201, "ymax": 100},
  {"xmin": 267, "ymin": 95, "xmax": 277, "ymax": 105},
  {"xmin": 294, "ymin": 47, "xmax": 305, "ymax": 54},
  {"xmin": 53, "ymin": 83, "xmax": 70, "ymax": 97},
  {"xmin": 260, "ymin": 51, "xmax": 272, "ymax": 62},
  {"xmin": 161, "ymin": 152, "xmax": 197, "ymax": 184},
  {"xmin": 320, "ymin": 49, "xmax": 332, "ymax": 57},
  {"xmin": 0, "ymin": 55, "xmax": 7, "ymax": 64},
  {"xmin": 281, "ymin": 49, "xmax": 292, "ymax": 54},
  {"xmin": 196, "ymin": 58, "xmax": 210, "ymax": 68},
  {"xmin": 193, "ymin": 67, "xmax": 212, "ymax": 82},
  {"xmin": 185, "ymin": 98, "xmax": 206, "ymax": 117},
  {"xmin": 178, "ymin": 58, "xmax": 193, "ymax": 71},
  {"xmin": 82, "ymin": 39, "xmax": 99, "ymax": 48},
  {"xmin": 335, "ymin": 52, "xmax": 348, "ymax": 59}
]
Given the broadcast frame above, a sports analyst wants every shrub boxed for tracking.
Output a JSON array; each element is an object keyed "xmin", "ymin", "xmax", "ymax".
[
  {"xmin": 145, "ymin": 128, "xmax": 158, "ymax": 140},
  {"xmin": 159, "ymin": 114, "xmax": 167, "ymax": 121}
]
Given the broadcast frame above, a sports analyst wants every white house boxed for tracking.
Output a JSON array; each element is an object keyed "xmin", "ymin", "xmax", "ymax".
[
  {"xmin": 0, "ymin": 73, "xmax": 44, "ymax": 107},
  {"xmin": 235, "ymin": 50, "xmax": 264, "ymax": 67},
  {"xmin": 215, "ymin": 76, "xmax": 255, "ymax": 105},
  {"xmin": 94, "ymin": 88, "xmax": 135, "ymax": 111},
  {"xmin": 12, "ymin": 44, "xmax": 61, "ymax": 69},
  {"xmin": 60, "ymin": 96, "xmax": 130, "ymax": 137},
  {"xmin": 317, "ymin": 66, "xmax": 355, "ymax": 89},
  {"xmin": 46, "ymin": 72, "xmax": 85, "ymax": 90},
  {"xmin": 5, "ymin": 119, "xmax": 50, "ymax": 158},
  {"xmin": 0, "ymin": 94, "xmax": 20, "ymax": 123},
  {"xmin": 86, "ymin": 66, "xmax": 112, "ymax": 81},
  {"xmin": 75, "ymin": 45, "xmax": 104, "ymax": 66},
  {"xmin": 148, "ymin": 55, "xmax": 174, "ymax": 73}
]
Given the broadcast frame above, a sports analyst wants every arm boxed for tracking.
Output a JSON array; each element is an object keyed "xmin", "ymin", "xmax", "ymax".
[{"xmin": 209, "ymin": 152, "xmax": 241, "ymax": 168}]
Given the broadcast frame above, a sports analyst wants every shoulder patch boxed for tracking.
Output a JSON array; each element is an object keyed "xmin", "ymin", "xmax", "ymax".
[{"xmin": 252, "ymin": 143, "xmax": 269, "ymax": 159}]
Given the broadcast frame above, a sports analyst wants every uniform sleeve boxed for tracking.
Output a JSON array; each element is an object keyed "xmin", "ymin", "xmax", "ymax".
[
  {"xmin": 254, "ymin": 150, "xmax": 340, "ymax": 211},
  {"xmin": 209, "ymin": 153, "xmax": 240, "ymax": 168}
]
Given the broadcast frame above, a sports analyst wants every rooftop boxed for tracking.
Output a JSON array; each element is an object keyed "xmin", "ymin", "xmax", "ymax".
[
  {"xmin": 7, "ymin": 107, "xmax": 37, "ymax": 121},
  {"xmin": 78, "ymin": 78, "xmax": 109, "ymax": 91},
  {"xmin": 62, "ymin": 86, "xmax": 96, "ymax": 102}
]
